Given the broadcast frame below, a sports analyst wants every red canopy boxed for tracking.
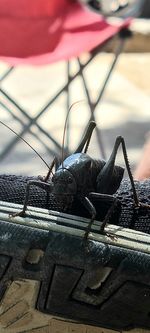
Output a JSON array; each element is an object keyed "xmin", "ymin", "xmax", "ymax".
[{"xmin": 0, "ymin": 0, "xmax": 130, "ymax": 65}]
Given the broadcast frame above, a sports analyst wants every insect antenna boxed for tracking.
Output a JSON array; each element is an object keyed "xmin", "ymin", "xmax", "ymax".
[
  {"xmin": 44, "ymin": 157, "xmax": 56, "ymax": 182},
  {"xmin": 0, "ymin": 120, "xmax": 51, "ymax": 170},
  {"xmin": 61, "ymin": 101, "xmax": 84, "ymax": 167}
]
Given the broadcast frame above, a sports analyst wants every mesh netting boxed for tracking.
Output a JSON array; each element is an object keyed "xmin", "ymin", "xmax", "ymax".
[{"xmin": 0, "ymin": 174, "xmax": 149, "ymax": 234}]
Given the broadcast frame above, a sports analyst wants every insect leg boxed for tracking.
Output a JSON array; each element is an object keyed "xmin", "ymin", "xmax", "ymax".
[
  {"xmin": 116, "ymin": 137, "xmax": 150, "ymax": 208},
  {"xmin": 75, "ymin": 121, "xmax": 96, "ymax": 154},
  {"xmin": 38, "ymin": 156, "xmax": 61, "ymax": 183},
  {"xmin": 43, "ymin": 157, "xmax": 59, "ymax": 182},
  {"xmin": 11, "ymin": 180, "xmax": 53, "ymax": 217},
  {"xmin": 89, "ymin": 192, "xmax": 115, "ymax": 203},
  {"xmin": 97, "ymin": 136, "xmax": 140, "ymax": 206},
  {"xmin": 89, "ymin": 192, "xmax": 117, "ymax": 233},
  {"xmin": 112, "ymin": 136, "xmax": 150, "ymax": 207},
  {"xmin": 100, "ymin": 199, "xmax": 118, "ymax": 234},
  {"xmin": 117, "ymin": 136, "xmax": 139, "ymax": 206},
  {"xmin": 79, "ymin": 196, "xmax": 96, "ymax": 239}
]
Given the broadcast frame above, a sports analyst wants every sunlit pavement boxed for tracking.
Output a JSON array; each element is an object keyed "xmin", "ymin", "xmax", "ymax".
[{"xmin": 0, "ymin": 50, "xmax": 150, "ymax": 177}]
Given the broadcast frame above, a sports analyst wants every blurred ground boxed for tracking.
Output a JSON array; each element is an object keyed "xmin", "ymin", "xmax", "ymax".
[{"xmin": 0, "ymin": 21, "xmax": 150, "ymax": 178}]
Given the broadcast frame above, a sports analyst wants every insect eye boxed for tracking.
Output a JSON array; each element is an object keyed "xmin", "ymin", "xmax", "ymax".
[{"xmin": 68, "ymin": 177, "xmax": 73, "ymax": 184}]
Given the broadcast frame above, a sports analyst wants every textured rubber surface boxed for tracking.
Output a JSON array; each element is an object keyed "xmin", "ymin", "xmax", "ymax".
[
  {"xmin": 0, "ymin": 175, "xmax": 150, "ymax": 233},
  {"xmin": 1, "ymin": 280, "xmax": 150, "ymax": 333},
  {"xmin": 0, "ymin": 175, "xmax": 150, "ymax": 332}
]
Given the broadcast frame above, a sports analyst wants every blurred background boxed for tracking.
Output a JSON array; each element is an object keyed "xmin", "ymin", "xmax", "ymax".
[{"xmin": 0, "ymin": 0, "xmax": 150, "ymax": 178}]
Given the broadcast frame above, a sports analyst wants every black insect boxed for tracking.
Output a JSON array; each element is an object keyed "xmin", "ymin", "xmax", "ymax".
[{"xmin": 0, "ymin": 118, "xmax": 147, "ymax": 238}]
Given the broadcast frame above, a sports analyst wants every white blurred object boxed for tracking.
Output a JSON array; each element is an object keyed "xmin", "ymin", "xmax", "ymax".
[{"xmin": 79, "ymin": 0, "xmax": 145, "ymax": 18}]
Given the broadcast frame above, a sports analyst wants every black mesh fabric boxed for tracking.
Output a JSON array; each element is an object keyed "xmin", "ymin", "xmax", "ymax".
[
  {"xmin": 0, "ymin": 174, "xmax": 149, "ymax": 234},
  {"xmin": 0, "ymin": 175, "xmax": 64, "ymax": 211}
]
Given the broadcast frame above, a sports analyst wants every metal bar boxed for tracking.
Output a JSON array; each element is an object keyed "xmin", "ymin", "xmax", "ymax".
[
  {"xmin": 0, "ymin": 97, "xmax": 62, "ymax": 161},
  {"xmin": 0, "ymin": 54, "xmax": 97, "ymax": 160},
  {"xmin": 0, "ymin": 88, "xmax": 62, "ymax": 151},
  {"xmin": 0, "ymin": 35, "xmax": 123, "ymax": 161},
  {"xmin": 94, "ymin": 38, "xmax": 125, "ymax": 109},
  {"xmin": 77, "ymin": 58, "xmax": 106, "ymax": 159},
  {"xmin": 77, "ymin": 36, "xmax": 127, "ymax": 159},
  {"xmin": 0, "ymin": 101, "xmax": 57, "ymax": 158},
  {"xmin": 0, "ymin": 66, "xmax": 14, "ymax": 82}
]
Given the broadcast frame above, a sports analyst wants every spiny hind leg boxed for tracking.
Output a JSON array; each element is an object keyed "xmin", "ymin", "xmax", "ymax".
[
  {"xmin": 97, "ymin": 135, "xmax": 150, "ymax": 208},
  {"xmin": 114, "ymin": 136, "xmax": 150, "ymax": 209},
  {"xmin": 75, "ymin": 121, "xmax": 96, "ymax": 154}
]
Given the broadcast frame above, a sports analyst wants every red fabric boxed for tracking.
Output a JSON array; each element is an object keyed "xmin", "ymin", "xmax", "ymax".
[{"xmin": 0, "ymin": 0, "xmax": 131, "ymax": 65}]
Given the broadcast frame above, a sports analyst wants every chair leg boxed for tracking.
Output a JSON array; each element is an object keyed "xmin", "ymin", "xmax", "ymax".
[
  {"xmin": 0, "ymin": 66, "xmax": 14, "ymax": 82},
  {"xmin": 94, "ymin": 37, "xmax": 126, "ymax": 108},
  {"xmin": 77, "ymin": 57, "xmax": 106, "ymax": 159},
  {"xmin": 0, "ymin": 87, "xmax": 62, "ymax": 150},
  {"xmin": 0, "ymin": 101, "xmax": 58, "ymax": 158},
  {"xmin": 77, "ymin": 32, "xmax": 128, "ymax": 159},
  {"xmin": 0, "ymin": 54, "xmax": 99, "ymax": 161},
  {"xmin": 0, "ymin": 34, "xmax": 127, "ymax": 161}
]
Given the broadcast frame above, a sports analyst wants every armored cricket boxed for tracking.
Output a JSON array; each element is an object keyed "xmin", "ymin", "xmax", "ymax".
[{"xmin": 0, "ymin": 117, "xmax": 148, "ymax": 238}]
